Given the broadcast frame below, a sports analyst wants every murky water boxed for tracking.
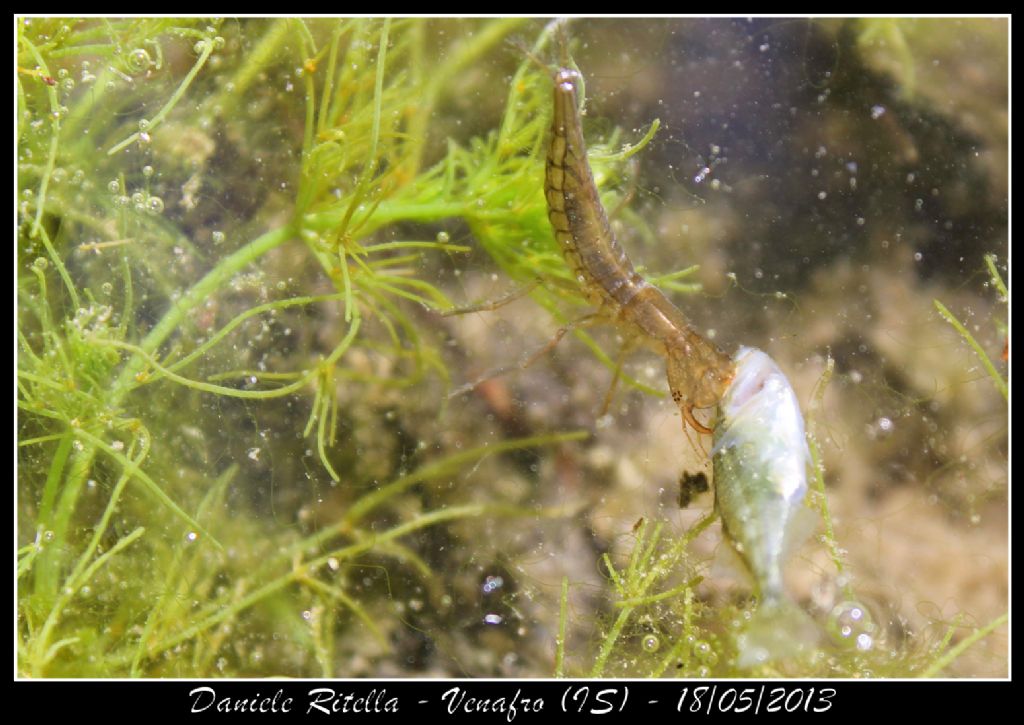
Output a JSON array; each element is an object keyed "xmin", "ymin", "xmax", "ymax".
[{"xmin": 17, "ymin": 17, "xmax": 1006, "ymax": 678}]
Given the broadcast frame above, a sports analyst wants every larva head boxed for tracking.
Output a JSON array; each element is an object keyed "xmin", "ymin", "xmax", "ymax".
[{"xmin": 667, "ymin": 352, "xmax": 736, "ymax": 433}]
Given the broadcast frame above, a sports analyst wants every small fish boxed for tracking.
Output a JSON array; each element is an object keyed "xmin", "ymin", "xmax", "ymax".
[{"xmin": 712, "ymin": 346, "xmax": 818, "ymax": 666}]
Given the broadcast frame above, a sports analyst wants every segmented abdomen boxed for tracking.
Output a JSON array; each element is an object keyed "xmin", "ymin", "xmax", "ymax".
[
  {"xmin": 545, "ymin": 69, "xmax": 646, "ymax": 309},
  {"xmin": 544, "ymin": 66, "xmax": 735, "ymax": 427}
]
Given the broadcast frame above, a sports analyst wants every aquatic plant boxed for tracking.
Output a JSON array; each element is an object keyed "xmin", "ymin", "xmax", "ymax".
[
  {"xmin": 17, "ymin": 16, "xmax": 585, "ymax": 678},
  {"xmin": 933, "ymin": 254, "xmax": 1007, "ymax": 401},
  {"xmin": 17, "ymin": 17, "xmax": 1006, "ymax": 678}
]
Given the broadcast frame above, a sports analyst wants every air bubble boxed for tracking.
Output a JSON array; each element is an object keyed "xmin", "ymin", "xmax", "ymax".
[
  {"xmin": 482, "ymin": 575, "xmax": 504, "ymax": 594},
  {"xmin": 212, "ymin": 231, "xmax": 226, "ymax": 244},
  {"xmin": 142, "ymin": 165, "xmax": 155, "ymax": 178},
  {"xmin": 827, "ymin": 600, "xmax": 877, "ymax": 651},
  {"xmin": 642, "ymin": 634, "xmax": 661, "ymax": 653},
  {"xmin": 108, "ymin": 179, "xmax": 121, "ymax": 194},
  {"xmin": 126, "ymin": 48, "xmax": 152, "ymax": 73},
  {"xmin": 436, "ymin": 231, "xmax": 450, "ymax": 244},
  {"xmin": 32, "ymin": 257, "xmax": 48, "ymax": 270},
  {"xmin": 138, "ymin": 118, "xmax": 151, "ymax": 132},
  {"xmin": 146, "ymin": 196, "xmax": 165, "ymax": 215}
]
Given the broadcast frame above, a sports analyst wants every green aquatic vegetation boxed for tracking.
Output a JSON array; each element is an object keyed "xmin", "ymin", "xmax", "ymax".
[
  {"xmin": 18, "ymin": 14, "xmax": 672, "ymax": 678},
  {"xmin": 19, "ymin": 17, "xmax": 601, "ymax": 677},
  {"xmin": 555, "ymin": 494, "xmax": 1004, "ymax": 678},
  {"xmin": 585, "ymin": 517, "xmax": 718, "ymax": 678},
  {"xmin": 805, "ymin": 356, "xmax": 854, "ymax": 601},
  {"xmin": 855, "ymin": 19, "xmax": 917, "ymax": 98},
  {"xmin": 19, "ymin": 17, "xmax": 1004, "ymax": 679},
  {"xmin": 552, "ymin": 354, "xmax": 1003, "ymax": 678},
  {"xmin": 933, "ymin": 254, "xmax": 1008, "ymax": 400},
  {"xmin": 918, "ymin": 612, "xmax": 1008, "ymax": 678}
]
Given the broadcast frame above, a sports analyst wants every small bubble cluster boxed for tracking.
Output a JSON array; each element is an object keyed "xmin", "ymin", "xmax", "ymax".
[
  {"xmin": 827, "ymin": 600, "xmax": 877, "ymax": 652},
  {"xmin": 481, "ymin": 575, "xmax": 504, "ymax": 594},
  {"xmin": 109, "ymin": 176, "xmax": 164, "ymax": 216}
]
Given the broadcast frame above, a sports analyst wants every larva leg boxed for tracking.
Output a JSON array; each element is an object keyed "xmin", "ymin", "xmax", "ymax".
[
  {"xmin": 441, "ymin": 278, "xmax": 542, "ymax": 316},
  {"xmin": 599, "ymin": 333, "xmax": 640, "ymax": 417},
  {"xmin": 684, "ymin": 404, "xmax": 714, "ymax": 435},
  {"xmin": 519, "ymin": 312, "xmax": 599, "ymax": 370}
]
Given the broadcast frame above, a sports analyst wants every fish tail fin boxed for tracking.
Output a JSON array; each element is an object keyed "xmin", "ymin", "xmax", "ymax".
[{"xmin": 735, "ymin": 598, "xmax": 819, "ymax": 668}]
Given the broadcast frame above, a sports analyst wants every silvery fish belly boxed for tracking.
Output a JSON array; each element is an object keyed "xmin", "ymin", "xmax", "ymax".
[
  {"xmin": 711, "ymin": 346, "xmax": 817, "ymax": 666},
  {"xmin": 712, "ymin": 346, "xmax": 810, "ymax": 602}
]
